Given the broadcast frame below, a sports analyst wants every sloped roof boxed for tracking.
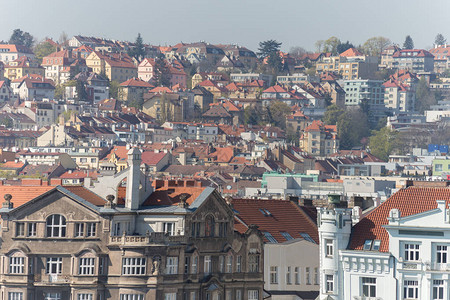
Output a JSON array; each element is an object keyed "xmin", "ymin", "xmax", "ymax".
[
  {"xmin": 340, "ymin": 47, "xmax": 363, "ymax": 57},
  {"xmin": 120, "ymin": 77, "xmax": 154, "ymax": 88},
  {"xmin": 142, "ymin": 184, "xmax": 206, "ymax": 207},
  {"xmin": 349, "ymin": 186, "xmax": 450, "ymax": 252},
  {"xmin": 141, "ymin": 151, "xmax": 168, "ymax": 166},
  {"xmin": 232, "ymin": 198, "xmax": 319, "ymax": 244}
]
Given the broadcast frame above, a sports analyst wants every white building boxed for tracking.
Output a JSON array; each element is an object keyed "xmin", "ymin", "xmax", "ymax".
[{"xmin": 318, "ymin": 185, "xmax": 450, "ymax": 300}]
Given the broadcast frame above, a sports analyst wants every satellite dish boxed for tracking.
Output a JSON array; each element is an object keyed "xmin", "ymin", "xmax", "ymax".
[{"xmin": 226, "ymin": 185, "xmax": 232, "ymax": 190}]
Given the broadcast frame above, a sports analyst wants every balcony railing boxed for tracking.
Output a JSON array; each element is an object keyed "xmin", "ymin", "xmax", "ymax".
[
  {"xmin": 353, "ymin": 297, "xmax": 383, "ymax": 300},
  {"xmin": 108, "ymin": 232, "xmax": 188, "ymax": 246}
]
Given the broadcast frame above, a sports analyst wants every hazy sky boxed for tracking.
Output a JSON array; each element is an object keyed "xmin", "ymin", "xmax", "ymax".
[{"xmin": 2, "ymin": 0, "xmax": 449, "ymax": 52}]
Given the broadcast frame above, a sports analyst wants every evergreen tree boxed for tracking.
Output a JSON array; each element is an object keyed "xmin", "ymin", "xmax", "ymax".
[
  {"xmin": 154, "ymin": 55, "xmax": 171, "ymax": 87},
  {"xmin": 128, "ymin": 33, "xmax": 146, "ymax": 62},
  {"xmin": 336, "ymin": 41, "xmax": 354, "ymax": 54},
  {"xmin": 403, "ymin": 35, "xmax": 414, "ymax": 49},
  {"xmin": 435, "ymin": 33, "xmax": 447, "ymax": 46},
  {"xmin": 257, "ymin": 40, "xmax": 282, "ymax": 59},
  {"xmin": 33, "ymin": 41, "xmax": 57, "ymax": 63},
  {"xmin": 9, "ymin": 29, "xmax": 35, "ymax": 48}
]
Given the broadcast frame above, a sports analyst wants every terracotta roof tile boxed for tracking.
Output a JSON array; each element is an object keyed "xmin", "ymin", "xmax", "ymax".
[{"xmin": 349, "ymin": 187, "xmax": 450, "ymax": 252}]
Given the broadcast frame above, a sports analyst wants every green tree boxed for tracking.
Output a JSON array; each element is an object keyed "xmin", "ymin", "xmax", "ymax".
[
  {"xmin": 266, "ymin": 51, "xmax": 283, "ymax": 73},
  {"xmin": 9, "ymin": 29, "xmax": 35, "ymax": 48},
  {"xmin": 154, "ymin": 56, "xmax": 171, "ymax": 87},
  {"xmin": 361, "ymin": 36, "xmax": 391, "ymax": 57},
  {"xmin": 315, "ymin": 40, "xmax": 324, "ymax": 52},
  {"xmin": 337, "ymin": 109, "xmax": 370, "ymax": 149},
  {"xmin": 336, "ymin": 41, "xmax": 354, "ymax": 54},
  {"xmin": 128, "ymin": 33, "xmax": 146, "ymax": 62},
  {"xmin": 368, "ymin": 127, "xmax": 398, "ymax": 161},
  {"xmin": 109, "ymin": 81, "xmax": 121, "ymax": 99},
  {"xmin": 33, "ymin": 41, "xmax": 57, "ymax": 63},
  {"xmin": 75, "ymin": 80, "xmax": 88, "ymax": 102},
  {"xmin": 324, "ymin": 104, "xmax": 344, "ymax": 125},
  {"xmin": 322, "ymin": 37, "xmax": 341, "ymax": 55},
  {"xmin": 415, "ymin": 76, "xmax": 436, "ymax": 113},
  {"xmin": 267, "ymin": 101, "xmax": 291, "ymax": 129},
  {"xmin": 403, "ymin": 35, "xmax": 414, "ymax": 49},
  {"xmin": 257, "ymin": 40, "xmax": 282, "ymax": 59},
  {"xmin": 289, "ymin": 46, "xmax": 307, "ymax": 59},
  {"xmin": 0, "ymin": 117, "xmax": 13, "ymax": 128},
  {"xmin": 435, "ymin": 33, "xmax": 447, "ymax": 46},
  {"xmin": 244, "ymin": 106, "xmax": 261, "ymax": 125}
]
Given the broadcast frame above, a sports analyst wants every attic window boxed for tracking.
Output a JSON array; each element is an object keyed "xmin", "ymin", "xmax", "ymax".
[
  {"xmin": 300, "ymin": 232, "xmax": 315, "ymax": 243},
  {"xmin": 364, "ymin": 240, "xmax": 373, "ymax": 250},
  {"xmin": 263, "ymin": 231, "xmax": 277, "ymax": 243},
  {"xmin": 280, "ymin": 232, "xmax": 293, "ymax": 241},
  {"xmin": 372, "ymin": 240, "xmax": 381, "ymax": 251}
]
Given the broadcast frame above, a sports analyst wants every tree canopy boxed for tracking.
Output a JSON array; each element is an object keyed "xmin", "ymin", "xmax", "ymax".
[
  {"xmin": 337, "ymin": 109, "xmax": 370, "ymax": 150},
  {"xmin": 324, "ymin": 104, "xmax": 345, "ymax": 125},
  {"xmin": 267, "ymin": 101, "xmax": 291, "ymax": 129},
  {"xmin": 415, "ymin": 76, "xmax": 436, "ymax": 113},
  {"xmin": 257, "ymin": 40, "xmax": 282, "ymax": 59},
  {"xmin": 128, "ymin": 33, "xmax": 146, "ymax": 62},
  {"xmin": 153, "ymin": 56, "xmax": 171, "ymax": 87},
  {"xmin": 362, "ymin": 36, "xmax": 391, "ymax": 57},
  {"xmin": 9, "ymin": 29, "xmax": 35, "ymax": 48},
  {"xmin": 368, "ymin": 127, "xmax": 399, "ymax": 161},
  {"xmin": 336, "ymin": 41, "xmax": 355, "ymax": 54},
  {"xmin": 33, "ymin": 41, "xmax": 57, "ymax": 63},
  {"xmin": 403, "ymin": 35, "xmax": 414, "ymax": 49},
  {"xmin": 435, "ymin": 33, "xmax": 447, "ymax": 46}
]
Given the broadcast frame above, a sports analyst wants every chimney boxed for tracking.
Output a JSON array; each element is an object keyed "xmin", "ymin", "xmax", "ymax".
[{"xmin": 126, "ymin": 147, "xmax": 142, "ymax": 210}]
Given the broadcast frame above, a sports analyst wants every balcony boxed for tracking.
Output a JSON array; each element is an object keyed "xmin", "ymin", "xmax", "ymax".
[
  {"xmin": 353, "ymin": 297, "xmax": 383, "ymax": 300},
  {"xmin": 426, "ymin": 262, "xmax": 450, "ymax": 271},
  {"xmin": 108, "ymin": 232, "xmax": 188, "ymax": 246},
  {"xmin": 34, "ymin": 274, "xmax": 71, "ymax": 285}
]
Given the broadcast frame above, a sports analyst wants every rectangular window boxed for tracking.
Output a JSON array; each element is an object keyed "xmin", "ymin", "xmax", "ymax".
[
  {"xmin": 219, "ymin": 255, "xmax": 225, "ymax": 273},
  {"xmin": 262, "ymin": 231, "xmax": 277, "ymax": 243},
  {"xmin": 77, "ymin": 294, "xmax": 93, "ymax": 300},
  {"xmin": 326, "ymin": 275, "xmax": 334, "ymax": 293},
  {"xmin": 184, "ymin": 256, "xmax": 190, "ymax": 274},
  {"xmin": 362, "ymin": 277, "xmax": 376, "ymax": 297},
  {"xmin": 119, "ymin": 295, "xmax": 144, "ymax": 300},
  {"xmin": 314, "ymin": 267, "xmax": 319, "ymax": 285},
  {"xmin": 249, "ymin": 255, "xmax": 259, "ymax": 272},
  {"xmin": 16, "ymin": 222, "xmax": 25, "ymax": 236},
  {"xmin": 204, "ymin": 256, "xmax": 211, "ymax": 274},
  {"xmin": 270, "ymin": 266, "xmax": 278, "ymax": 284},
  {"xmin": 45, "ymin": 293, "xmax": 61, "ymax": 300},
  {"xmin": 9, "ymin": 257, "xmax": 25, "ymax": 274},
  {"xmin": 190, "ymin": 292, "xmax": 196, "ymax": 300},
  {"xmin": 122, "ymin": 257, "xmax": 146, "ymax": 275},
  {"xmin": 437, "ymin": 245, "xmax": 448, "ymax": 263},
  {"xmin": 166, "ymin": 256, "xmax": 178, "ymax": 275},
  {"xmin": 164, "ymin": 293, "xmax": 176, "ymax": 300},
  {"xmin": 86, "ymin": 223, "xmax": 96, "ymax": 237},
  {"xmin": 433, "ymin": 279, "xmax": 444, "ymax": 300},
  {"xmin": 191, "ymin": 256, "xmax": 198, "ymax": 274},
  {"xmin": 306, "ymin": 267, "xmax": 311, "ymax": 285},
  {"xmin": 403, "ymin": 280, "xmax": 418, "ymax": 299},
  {"xmin": 75, "ymin": 223, "xmax": 84, "ymax": 237},
  {"xmin": 46, "ymin": 257, "xmax": 62, "ymax": 274},
  {"xmin": 226, "ymin": 255, "xmax": 232, "ymax": 273},
  {"xmin": 236, "ymin": 255, "xmax": 242, "ymax": 272},
  {"xmin": 163, "ymin": 222, "xmax": 176, "ymax": 236},
  {"xmin": 286, "ymin": 266, "xmax": 292, "ymax": 284},
  {"xmin": 8, "ymin": 293, "xmax": 23, "ymax": 300},
  {"xmin": 27, "ymin": 223, "xmax": 36, "ymax": 237},
  {"xmin": 295, "ymin": 267, "xmax": 300, "ymax": 284},
  {"xmin": 404, "ymin": 244, "xmax": 420, "ymax": 261},
  {"xmin": 248, "ymin": 290, "xmax": 258, "ymax": 300},
  {"xmin": 280, "ymin": 232, "xmax": 293, "ymax": 240},
  {"xmin": 225, "ymin": 290, "xmax": 232, "ymax": 300},
  {"xmin": 236, "ymin": 290, "xmax": 242, "ymax": 300},
  {"xmin": 325, "ymin": 239, "xmax": 333, "ymax": 257},
  {"xmin": 79, "ymin": 258, "xmax": 95, "ymax": 275}
]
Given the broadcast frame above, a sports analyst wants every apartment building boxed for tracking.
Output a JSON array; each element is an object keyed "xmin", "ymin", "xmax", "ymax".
[{"xmin": 0, "ymin": 148, "xmax": 264, "ymax": 300}]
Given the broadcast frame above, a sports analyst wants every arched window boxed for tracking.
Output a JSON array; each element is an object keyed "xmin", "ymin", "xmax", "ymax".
[
  {"xmin": 46, "ymin": 214, "xmax": 66, "ymax": 237},
  {"xmin": 205, "ymin": 215, "xmax": 215, "ymax": 237}
]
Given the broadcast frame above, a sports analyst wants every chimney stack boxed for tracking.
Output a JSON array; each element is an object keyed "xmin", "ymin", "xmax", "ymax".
[{"xmin": 126, "ymin": 147, "xmax": 142, "ymax": 210}]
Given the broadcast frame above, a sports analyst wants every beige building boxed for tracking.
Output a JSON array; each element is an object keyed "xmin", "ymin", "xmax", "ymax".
[
  {"xmin": 300, "ymin": 120, "xmax": 339, "ymax": 156},
  {"xmin": 0, "ymin": 149, "xmax": 264, "ymax": 300},
  {"xmin": 86, "ymin": 51, "xmax": 137, "ymax": 82}
]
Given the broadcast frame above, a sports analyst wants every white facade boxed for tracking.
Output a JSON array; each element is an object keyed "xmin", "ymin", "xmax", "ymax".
[{"xmin": 318, "ymin": 199, "xmax": 450, "ymax": 300}]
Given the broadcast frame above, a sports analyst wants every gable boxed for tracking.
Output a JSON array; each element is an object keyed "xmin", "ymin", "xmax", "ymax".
[
  {"xmin": 191, "ymin": 190, "xmax": 233, "ymax": 222},
  {"xmin": 9, "ymin": 188, "xmax": 101, "ymax": 221}
]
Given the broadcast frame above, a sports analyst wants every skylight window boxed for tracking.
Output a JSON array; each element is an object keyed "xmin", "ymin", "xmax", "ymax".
[
  {"xmin": 262, "ymin": 231, "xmax": 277, "ymax": 243},
  {"xmin": 300, "ymin": 232, "xmax": 316, "ymax": 243},
  {"xmin": 280, "ymin": 232, "xmax": 293, "ymax": 241},
  {"xmin": 259, "ymin": 208, "xmax": 272, "ymax": 217},
  {"xmin": 364, "ymin": 240, "xmax": 373, "ymax": 250}
]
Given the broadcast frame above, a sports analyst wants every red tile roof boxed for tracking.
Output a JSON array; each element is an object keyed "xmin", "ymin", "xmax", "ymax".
[
  {"xmin": 143, "ymin": 184, "xmax": 205, "ymax": 206},
  {"xmin": 141, "ymin": 151, "xmax": 168, "ymax": 166},
  {"xmin": 349, "ymin": 187, "xmax": 450, "ymax": 252},
  {"xmin": 340, "ymin": 47, "xmax": 363, "ymax": 57},
  {"xmin": 232, "ymin": 198, "xmax": 319, "ymax": 243},
  {"xmin": 120, "ymin": 77, "xmax": 154, "ymax": 88},
  {"xmin": 0, "ymin": 186, "xmax": 54, "ymax": 208},
  {"xmin": 64, "ymin": 186, "xmax": 106, "ymax": 206}
]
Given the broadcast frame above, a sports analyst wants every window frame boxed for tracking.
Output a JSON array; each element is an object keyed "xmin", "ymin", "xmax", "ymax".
[
  {"xmin": 165, "ymin": 256, "xmax": 178, "ymax": 275},
  {"xmin": 9, "ymin": 256, "xmax": 25, "ymax": 274},
  {"xmin": 326, "ymin": 274, "xmax": 334, "ymax": 293},
  {"xmin": 46, "ymin": 214, "xmax": 67, "ymax": 238},
  {"xmin": 270, "ymin": 266, "xmax": 278, "ymax": 284},
  {"xmin": 79, "ymin": 257, "xmax": 95, "ymax": 275},
  {"xmin": 362, "ymin": 277, "xmax": 376, "ymax": 297},
  {"xmin": 122, "ymin": 257, "xmax": 146, "ymax": 275}
]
